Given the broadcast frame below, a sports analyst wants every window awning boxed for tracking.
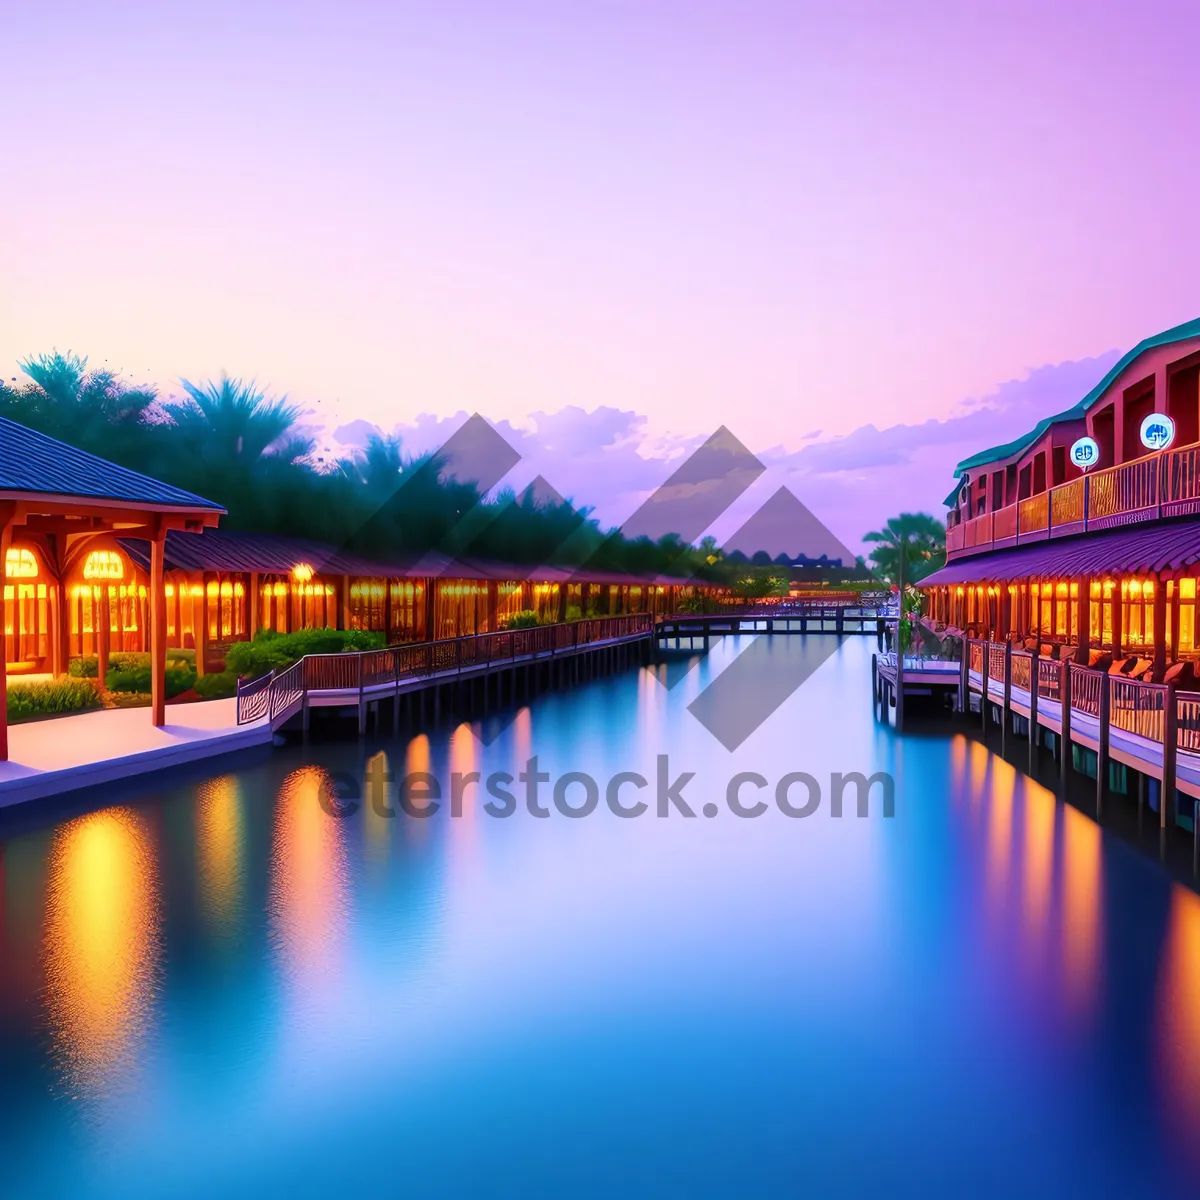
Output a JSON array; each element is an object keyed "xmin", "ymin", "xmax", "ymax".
[{"xmin": 922, "ymin": 518, "xmax": 1200, "ymax": 586}]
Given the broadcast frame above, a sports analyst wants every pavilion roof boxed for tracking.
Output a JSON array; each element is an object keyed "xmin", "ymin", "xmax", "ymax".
[
  {"xmin": 0, "ymin": 416, "xmax": 223, "ymax": 512},
  {"xmin": 118, "ymin": 528, "xmax": 696, "ymax": 587}
]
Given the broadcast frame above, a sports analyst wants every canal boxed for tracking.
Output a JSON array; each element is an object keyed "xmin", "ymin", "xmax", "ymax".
[{"xmin": 1, "ymin": 636, "xmax": 1199, "ymax": 1196}]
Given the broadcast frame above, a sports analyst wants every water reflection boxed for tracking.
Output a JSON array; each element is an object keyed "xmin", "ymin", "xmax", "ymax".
[
  {"xmin": 195, "ymin": 775, "xmax": 245, "ymax": 946},
  {"xmin": 42, "ymin": 807, "xmax": 160, "ymax": 1103},
  {"xmin": 268, "ymin": 766, "xmax": 349, "ymax": 981},
  {"xmin": 1059, "ymin": 804, "xmax": 1102, "ymax": 1021},
  {"xmin": 1156, "ymin": 885, "xmax": 1200, "ymax": 1153}
]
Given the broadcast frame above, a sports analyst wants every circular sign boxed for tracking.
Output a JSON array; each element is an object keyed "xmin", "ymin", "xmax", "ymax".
[
  {"xmin": 1140, "ymin": 412, "xmax": 1176, "ymax": 451},
  {"xmin": 1069, "ymin": 436, "xmax": 1100, "ymax": 471}
]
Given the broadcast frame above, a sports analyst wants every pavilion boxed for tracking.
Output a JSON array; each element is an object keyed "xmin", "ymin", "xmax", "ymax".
[{"xmin": 0, "ymin": 416, "xmax": 224, "ymax": 758}]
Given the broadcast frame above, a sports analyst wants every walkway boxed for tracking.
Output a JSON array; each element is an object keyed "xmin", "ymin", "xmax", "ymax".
[{"xmin": 0, "ymin": 699, "xmax": 271, "ymax": 809}]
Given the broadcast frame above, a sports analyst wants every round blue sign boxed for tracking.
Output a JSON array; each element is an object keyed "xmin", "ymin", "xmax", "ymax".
[
  {"xmin": 1140, "ymin": 412, "xmax": 1175, "ymax": 451},
  {"xmin": 1069, "ymin": 436, "xmax": 1100, "ymax": 471}
]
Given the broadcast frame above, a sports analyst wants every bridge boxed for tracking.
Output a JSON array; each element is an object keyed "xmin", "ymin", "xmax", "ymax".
[
  {"xmin": 656, "ymin": 599, "xmax": 894, "ymax": 649},
  {"xmin": 237, "ymin": 596, "xmax": 896, "ymax": 735}
]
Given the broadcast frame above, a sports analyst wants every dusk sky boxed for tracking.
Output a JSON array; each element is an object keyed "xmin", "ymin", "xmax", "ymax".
[{"xmin": 4, "ymin": 0, "xmax": 1199, "ymax": 549}]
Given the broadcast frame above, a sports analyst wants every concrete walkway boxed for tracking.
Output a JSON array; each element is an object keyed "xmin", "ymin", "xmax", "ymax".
[{"xmin": 0, "ymin": 699, "xmax": 272, "ymax": 809}]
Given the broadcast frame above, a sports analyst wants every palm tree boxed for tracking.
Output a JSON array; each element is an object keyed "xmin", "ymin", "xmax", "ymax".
[
  {"xmin": 863, "ymin": 513, "xmax": 946, "ymax": 585},
  {"xmin": 171, "ymin": 376, "xmax": 311, "ymax": 465},
  {"xmin": 7, "ymin": 351, "xmax": 157, "ymax": 459}
]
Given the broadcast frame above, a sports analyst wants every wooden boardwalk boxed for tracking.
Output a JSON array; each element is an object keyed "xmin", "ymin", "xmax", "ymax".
[{"xmin": 875, "ymin": 638, "xmax": 1200, "ymax": 856}]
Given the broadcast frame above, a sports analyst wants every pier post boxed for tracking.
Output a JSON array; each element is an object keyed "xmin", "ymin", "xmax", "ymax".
[
  {"xmin": 980, "ymin": 642, "xmax": 989, "ymax": 737},
  {"xmin": 1163, "ymin": 681, "xmax": 1178, "ymax": 831},
  {"xmin": 1096, "ymin": 674, "xmax": 1110, "ymax": 816},
  {"xmin": 871, "ymin": 653, "xmax": 878, "ymax": 720},
  {"xmin": 1029, "ymin": 646, "xmax": 1040, "ymax": 776},
  {"xmin": 1059, "ymin": 660, "xmax": 1071, "ymax": 794},
  {"xmin": 1001, "ymin": 641, "xmax": 1012, "ymax": 757},
  {"xmin": 876, "ymin": 616, "xmax": 883, "ymax": 649},
  {"xmin": 357, "ymin": 654, "xmax": 366, "ymax": 738},
  {"xmin": 836, "ymin": 608, "xmax": 844, "ymax": 637},
  {"xmin": 959, "ymin": 637, "xmax": 968, "ymax": 714}
]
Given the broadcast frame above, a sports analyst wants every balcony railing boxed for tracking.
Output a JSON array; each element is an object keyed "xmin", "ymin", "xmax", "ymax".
[{"xmin": 945, "ymin": 439, "xmax": 1200, "ymax": 561}]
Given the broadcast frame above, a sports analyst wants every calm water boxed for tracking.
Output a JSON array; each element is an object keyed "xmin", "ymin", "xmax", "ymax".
[{"xmin": 2, "ymin": 636, "xmax": 1200, "ymax": 1197}]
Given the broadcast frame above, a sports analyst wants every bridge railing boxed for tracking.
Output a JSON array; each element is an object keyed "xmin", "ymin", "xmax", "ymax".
[{"xmin": 237, "ymin": 612, "xmax": 655, "ymax": 725}]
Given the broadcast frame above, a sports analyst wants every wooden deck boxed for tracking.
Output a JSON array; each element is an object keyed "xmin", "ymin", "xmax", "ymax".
[
  {"xmin": 0, "ymin": 698, "xmax": 272, "ymax": 810},
  {"xmin": 876, "ymin": 638, "xmax": 1200, "ymax": 843}
]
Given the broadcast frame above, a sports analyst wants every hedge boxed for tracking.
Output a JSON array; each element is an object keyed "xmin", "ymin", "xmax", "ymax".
[
  {"xmin": 71, "ymin": 648, "xmax": 196, "ymax": 679},
  {"xmin": 224, "ymin": 627, "xmax": 386, "ymax": 678},
  {"xmin": 106, "ymin": 662, "xmax": 196, "ymax": 697},
  {"xmin": 8, "ymin": 678, "xmax": 102, "ymax": 722},
  {"xmin": 502, "ymin": 610, "xmax": 542, "ymax": 629},
  {"xmin": 193, "ymin": 670, "xmax": 239, "ymax": 699}
]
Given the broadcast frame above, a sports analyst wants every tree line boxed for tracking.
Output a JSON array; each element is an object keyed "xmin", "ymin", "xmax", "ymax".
[{"xmin": 0, "ymin": 352, "xmax": 944, "ymax": 587}]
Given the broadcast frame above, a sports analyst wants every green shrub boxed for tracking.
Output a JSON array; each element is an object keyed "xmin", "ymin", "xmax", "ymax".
[
  {"xmin": 71, "ymin": 648, "xmax": 196, "ymax": 678},
  {"xmin": 193, "ymin": 670, "xmax": 239, "ymax": 699},
  {"xmin": 7, "ymin": 677, "xmax": 102, "ymax": 722},
  {"xmin": 106, "ymin": 662, "xmax": 196, "ymax": 697},
  {"xmin": 503, "ymin": 610, "xmax": 541, "ymax": 630},
  {"xmin": 224, "ymin": 627, "xmax": 386, "ymax": 678}
]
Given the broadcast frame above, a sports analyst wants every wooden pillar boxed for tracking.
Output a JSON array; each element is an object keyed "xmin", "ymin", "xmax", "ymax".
[
  {"xmin": 1170, "ymin": 577, "xmax": 1181, "ymax": 663},
  {"xmin": 557, "ymin": 582, "xmax": 567, "ymax": 624},
  {"xmin": 195, "ymin": 573, "xmax": 208, "ymax": 678},
  {"xmin": 1112, "ymin": 581, "xmax": 1123, "ymax": 658},
  {"xmin": 1029, "ymin": 645, "xmax": 1040, "ymax": 775},
  {"xmin": 980, "ymin": 639, "xmax": 989, "ymax": 736},
  {"xmin": 1001, "ymin": 640, "xmax": 1012, "ymax": 757},
  {"xmin": 249, "ymin": 571, "xmax": 260, "ymax": 637},
  {"xmin": 1059, "ymin": 660, "xmax": 1072, "ymax": 793},
  {"xmin": 341, "ymin": 574, "xmax": 351, "ymax": 631},
  {"xmin": 1163, "ymin": 681, "xmax": 1178, "ymax": 830},
  {"xmin": 1077, "ymin": 576, "xmax": 1091, "ymax": 650},
  {"xmin": 424, "ymin": 577, "xmax": 435, "ymax": 640},
  {"xmin": 1152, "ymin": 573, "xmax": 1167, "ymax": 681},
  {"xmin": 97, "ymin": 585, "xmax": 111, "ymax": 687},
  {"xmin": 1096, "ymin": 673, "xmax": 1110, "ymax": 814},
  {"xmin": 150, "ymin": 525, "xmax": 168, "ymax": 727}
]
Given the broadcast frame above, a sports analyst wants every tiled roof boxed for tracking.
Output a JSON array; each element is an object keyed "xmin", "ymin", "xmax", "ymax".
[
  {"xmin": 119, "ymin": 528, "xmax": 698, "ymax": 587},
  {"xmin": 0, "ymin": 416, "xmax": 223, "ymax": 510},
  {"xmin": 953, "ymin": 316, "xmax": 1200, "ymax": 477},
  {"xmin": 922, "ymin": 518, "xmax": 1200, "ymax": 586}
]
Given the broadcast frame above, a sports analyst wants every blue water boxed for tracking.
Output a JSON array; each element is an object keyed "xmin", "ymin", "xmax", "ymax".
[{"xmin": 2, "ymin": 636, "xmax": 1199, "ymax": 1197}]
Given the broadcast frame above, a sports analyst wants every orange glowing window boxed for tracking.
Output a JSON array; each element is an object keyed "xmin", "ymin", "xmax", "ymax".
[
  {"xmin": 83, "ymin": 550, "xmax": 124, "ymax": 580},
  {"xmin": 4, "ymin": 547, "xmax": 38, "ymax": 578}
]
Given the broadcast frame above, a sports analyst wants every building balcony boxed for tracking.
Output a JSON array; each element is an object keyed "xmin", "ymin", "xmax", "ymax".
[{"xmin": 945, "ymin": 440, "xmax": 1200, "ymax": 561}]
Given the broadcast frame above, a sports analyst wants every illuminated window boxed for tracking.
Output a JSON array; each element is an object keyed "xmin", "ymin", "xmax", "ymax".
[
  {"xmin": 4, "ymin": 548, "xmax": 38, "ymax": 579},
  {"xmin": 291, "ymin": 563, "xmax": 314, "ymax": 583},
  {"xmin": 83, "ymin": 549, "xmax": 124, "ymax": 580}
]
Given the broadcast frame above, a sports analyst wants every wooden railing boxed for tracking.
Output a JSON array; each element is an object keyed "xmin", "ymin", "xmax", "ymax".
[
  {"xmin": 236, "ymin": 613, "xmax": 655, "ymax": 725},
  {"xmin": 1037, "ymin": 657, "xmax": 1062, "ymax": 702},
  {"xmin": 1011, "ymin": 651, "xmax": 1031, "ymax": 692},
  {"xmin": 945, "ymin": 438, "xmax": 1200, "ymax": 560},
  {"xmin": 1018, "ymin": 493, "xmax": 1049, "ymax": 535},
  {"xmin": 966, "ymin": 639, "xmax": 1200, "ymax": 753}
]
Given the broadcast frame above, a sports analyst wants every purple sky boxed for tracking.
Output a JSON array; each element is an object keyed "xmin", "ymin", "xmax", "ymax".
[{"xmin": 3, "ymin": 1, "xmax": 1198, "ymax": 550}]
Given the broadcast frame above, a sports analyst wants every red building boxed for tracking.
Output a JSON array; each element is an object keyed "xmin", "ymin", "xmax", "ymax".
[{"xmin": 923, "ymin": 317, "xmax": 1200, "ymax": 680}]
